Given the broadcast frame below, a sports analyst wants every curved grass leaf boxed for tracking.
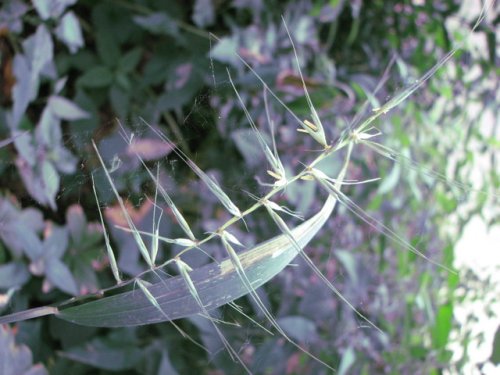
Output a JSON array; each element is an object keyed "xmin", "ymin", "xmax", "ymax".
[{"xmin": 0, "ymin": 195, "xmax": 336, "ymax": 327}]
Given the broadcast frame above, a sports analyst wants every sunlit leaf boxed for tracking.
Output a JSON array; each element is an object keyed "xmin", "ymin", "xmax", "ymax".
[
  {"xmin": 48, "ymin": 95, "xmax": 90, "ymax": 120},
  {"xmin": 431, "ymin": 302, "xmax": 453, "ymax": 350},
  {"xmin": 32, "ymin": 0, "xmax": 77, "ymax": 20},
  {"xmin": 338, "ymin": 346, "xmax": 356, "ymax": 375},
  {"xmin": 55, "ymin": 11, "xmax": 84, "ymax": 53}
]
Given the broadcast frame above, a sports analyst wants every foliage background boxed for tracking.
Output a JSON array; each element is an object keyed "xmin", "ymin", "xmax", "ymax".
[{"xmin": 0, "ymin": 0, "xmax": 498, "ymax": 374}]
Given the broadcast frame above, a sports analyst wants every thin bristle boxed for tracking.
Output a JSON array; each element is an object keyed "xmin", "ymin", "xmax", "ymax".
[{"xmin": 92, "ymin": 140, "xmax": 153, "ymax": 267}]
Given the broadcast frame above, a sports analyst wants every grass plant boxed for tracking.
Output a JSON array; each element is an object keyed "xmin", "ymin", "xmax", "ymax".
[{"xmin": 0, "ymin": 2, "xmax": 496, "ymax": 373}]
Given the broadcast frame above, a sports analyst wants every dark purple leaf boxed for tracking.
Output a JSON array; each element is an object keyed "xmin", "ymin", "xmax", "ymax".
[
  {"xmin": 192, "ymin": 0, "xmax": 215, "ymax": 27},
  {"xmin": 36, "ymin": 106, "xmax": 61, "ymax": 147},
  {"xmin": 16, "ymin": 157, "xmax": 59, "ymax": 210},
  {"xmin": 43, "ymin": 225, "xmax": 69, "ymax": 259},
  {"xmin": 13, "ymin": 131, "xmax": 36, "ymax": 166},
  {"xmin": 54, "ymin": 77, "xmax": 67, "ymax": 94},
  {"xmin": 11, "ymin": 54, "xmax": 33, "ymax": 128},
  {"xmin": 0, "ymin": 262, "xmax": 30, "ymax": 289},
  {"xmin": 23, "ymin": 24, "xmax": 53, "ymax": 78},
  {"xmin": 0, "ymin": 325, "xmax": 48, "ymax": 375},
  {"xmin": 18, "ymin": 208, "xmax": 44, "ymax": 233},
  {"xmin": 41, "ymin": 161, "xmax": 59, "ymax": 210},
  {"xmin": 0, "ymin": 0, "xmax": 29, "ymax": 33},
  {"xmin": 0, "ymin": 199, "xmax": 43, "ymax": 259},
  {"xmin": 276, "ymin": 316, "xmax": 318, "ymax": 342},
  {"xmin": 51, "ymin": 145, "xmax": 78, "ymax": 174},
  {"xmin": 45, "ymin": 258, "xmax": 78, "ymax": 295},
  {"xmin": 66, "ymin": 204, "xmax": 86, "ymax": 242},
  {"xmin": 13, "ymin": 223, "xmax": 44, "ymax": 261},
  {"xmin": 60, "ymin": 337, "xmax": 142, "ymax": 370}
]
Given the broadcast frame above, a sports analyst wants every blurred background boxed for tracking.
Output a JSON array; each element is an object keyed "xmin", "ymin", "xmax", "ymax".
[{"xmin": 0, "ymin": 0, "xmax": 498, "ymax": 374}]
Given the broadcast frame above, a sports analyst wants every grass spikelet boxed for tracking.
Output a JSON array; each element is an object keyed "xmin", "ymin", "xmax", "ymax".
[
  {"xmin": 140, "ymin": 120, "xmax": 243, "ymax": 219},
  {"xmin": 227, "ymin": 70, "xmax": 287, "ymax": 187},
  {"xmin": 150, "ymin": 167, "xmax": 162, "ymax": 264},
  {"xmin": 360, "ymin": 140, "xmax": 498, "ymax": 198},
  {"xmin": 282, "ymin": 17, "xmax": 328, "ymax": 148},
  {"xmin": 263, "ymin": 198, "xmax": 383, "ymax": 334},
  {"xmin": 135, "ymin": 278, "xmax": 208, "ymax": 352},
  {"xmin": 175, "ymin": 258, "xmax": 252, "ymax": 373},
  {"xmin": 91, "ymin": 173, "xmax": 121, "ymax": 284},
  {"xmin": 218, "ymin": 230, "xmax": 335, "ymax": 371},
  {"xmin": 92, "ymin": 140, "xmax": 153, "ymax": 267},
  {"xmin": 353, "ymin": 1, "xmax": 491, "ymax": 137},
  {"xmin": 262, "ymin": 88, "xmax": 286, "ymax": 186},
  {"xmin": 115, "ymin": 226, "xmax": 198, "ymax": 248},
  {"xmin": 122, "ymin": 129, "xmax": 198, "ymax": 242}
]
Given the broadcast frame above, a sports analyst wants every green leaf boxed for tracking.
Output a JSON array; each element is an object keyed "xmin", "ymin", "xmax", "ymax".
[
  {"xmin": 117, "ymin": 48, "xmax": 142, "ymax": 73},
  {"xmin": 435, "ymin": 191, "xmax": 457, "ymax": 213},
  {"xmin": 109, "ymin": 85, "xmax": 130, "ymax": 119},
  {"xmin": 338, "ymin": 346, "xmax": 356, "ymax": 375},
  {"xmin": 114, "ymin": 72, "xmax": 131, "ymax": 91},
  {"xmin": 79, "ymin": 66, "xmax": 113, "ymax": 88},
  {"xmin": 95, "ymin": 31, "xmax": 120, "ymax": 66},
  {"xmin": 431, "ymin": 302, "xmax": 453, "ymax": 350},
  {"xmin": 491, "ymin": 325, "xmax": 500, "ymax": 364},
  {"xmin": 378, "ymin": 163, "xmax": 401, "ymax": 195}
]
